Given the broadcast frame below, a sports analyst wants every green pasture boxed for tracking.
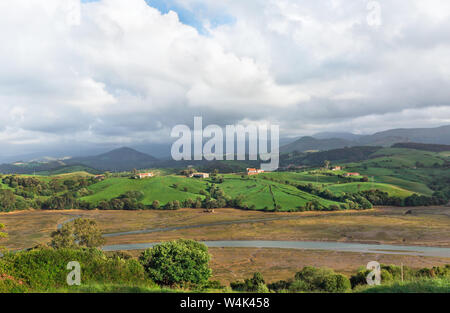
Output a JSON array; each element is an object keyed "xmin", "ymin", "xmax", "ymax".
[{"xmin": 82, "ymin": 176, "xmax": 208, "ymax": 205}]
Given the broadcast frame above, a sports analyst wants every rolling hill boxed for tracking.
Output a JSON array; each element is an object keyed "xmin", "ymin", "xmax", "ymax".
[
  {"xmin": 280, "ymin": 137, "xmax": 353, "ymax": 153},
  {"xmin": 66, "ymin": 147, "xmax": 158, "ymax": 171},
  {"xmin": 360, "ymin": 125, "xmax": 450, "ymax": 146},
  {"xmin": 391, "ymin": 142, "xmax": 450, "ymax": 152},
  {"xmin": 0, "ymin": 147, "xmax": 159, "ymax": 174},
  {"xmin": 282, "ymin": 125, "xmax": 450, "ymax": 153}
]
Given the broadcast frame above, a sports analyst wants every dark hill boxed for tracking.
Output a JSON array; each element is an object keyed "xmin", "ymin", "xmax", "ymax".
[
  {"xmin": 66, "ymin": 147, "xmax": 158, "ymax": 171},
  {"xmin": 391, "ymin": 142, "xmax": 450, "ymax": 152},
  {"xmin": 281, "ymin": 146, "xmax": 382, "ymax": 167},
  {"xmin": 281, "ymin": 125, "xmax": 450, "ymax": 153},
  {"xmin": 280, "ymin": 136, "xmax": 353, "ymax": 153},
  {"xmin": 359, "ymin": 125, "xmax": 450, "ymax": 146},
  {"xmin": 313, "ymin": 132, "xmax": 364, "ymax": 141}
]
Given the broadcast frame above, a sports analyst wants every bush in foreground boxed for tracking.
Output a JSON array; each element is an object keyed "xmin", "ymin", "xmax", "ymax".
[
  {"xmin": 139, "ymin": 239, "xmax": 212, "ymax": 287},
  {"xmin": 267, "ymin": 266, "xmax": 351, "ymax": 293},
  {"xmin": 350, "ymin": 264, "xmax": 450, "ymax": 288},
  {"xmin": 230, "ymin": 272, "xmax": 269, "ymax": 292},
  {"xmin": 358, "ymin": 278, "xmax": 450, "ymax": 293},
  {"xmin": 0, "ymin": 247, "xmax": 148, "ymax": 291}
]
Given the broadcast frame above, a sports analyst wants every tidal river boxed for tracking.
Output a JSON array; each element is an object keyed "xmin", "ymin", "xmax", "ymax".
[
  {"xmin": 56, "ymin": 215, "xmax": 450, "ymax": 258},
  {"xmin": 102, "ymin": 240, "xmax": 450, "ymax": 257}
]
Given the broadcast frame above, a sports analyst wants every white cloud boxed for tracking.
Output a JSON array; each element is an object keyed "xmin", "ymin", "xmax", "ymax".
[{"xmin": 0, "ymin": 0, "xmax": 449, "ymax": 154}]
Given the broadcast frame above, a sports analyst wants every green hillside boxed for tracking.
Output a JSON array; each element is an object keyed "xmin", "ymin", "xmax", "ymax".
[
  {"xmin": 220, "ymin": 176, "xmax": 342, "ymax": 210},
  {"xmin": 82, "ymin": 176, "xmax": 208, "ymax": 206},
  {"xmin": 259, "ymin": 171, "xmax": 415, "ymax": 198},
  {"xmin": 261, "ymin": 171, "xmax": 346, "ymax": 185},
  {"xmin": 80, "ymin": 174, "xmax": 344, "ymax": 212},
  {"xmin": 341, "ymin": 147, "xmax": 450, "ymax": 196},
  {"xmin": 325, "ymin": 182, "xmax": 413, "ymax": 198},
  {"xmin": 2, "ymin": 145, "xmax": 449, "ymax": 212},
  {"xmin": 36, "ymin": 165, "xmax": 100, "ymax": 176},
  {"xmin": 365, "ymin": 148, "xmax": 446, "ymax": 168},
  {"xmin": 79, "ymin": 166, "xmax": 436, "ymax": 210}
]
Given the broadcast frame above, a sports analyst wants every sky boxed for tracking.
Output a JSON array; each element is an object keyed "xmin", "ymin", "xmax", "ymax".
[{"xmin": 1, "ymin": 0, "xmax": 450, "ymax": 157}]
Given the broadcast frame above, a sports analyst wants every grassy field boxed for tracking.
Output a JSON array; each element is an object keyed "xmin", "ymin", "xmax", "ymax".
[
  {"xmin": 82, "ymin": 176, "xmax": 209, "ymax": 205},
  {"xmin": 341, "ymin": 165, "xmax": 441, "ymax": 196},
  {"xmin": 261, "ymin": 171, "xmax": 344, "ymax": 184},
  {"xmin": 220, "ymin": 177, "xmax": 342, "ymax": 209},
  {"xmin": 368, "ymin": 148, "xmax": 446, "ymax": 167},
  {"xmin": 325, "ymin": 182, "xmax": 413, "ymax": 197},
  {"xmin": 36, "ymin": 166, "xmax": 98, "ymax": 176},
  {"xmin": 79, "ymin": 172, "xmax": 419, "ymax": 211},
  {"xmin": 342, "ymin": 147, "xmax": 450, "ymax": 196},
  {"xmin": 80, "ymin": 174, "xmax": 344, "ymax": 211},
  {"xmin": 260, "ymin": 171, "xmax": 416, "ymax": 198}
]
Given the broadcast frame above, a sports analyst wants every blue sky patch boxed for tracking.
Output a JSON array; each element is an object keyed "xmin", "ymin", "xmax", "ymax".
[{"xmin": 81, "ymin": 0, "xmax": 235, "ymax": 35}]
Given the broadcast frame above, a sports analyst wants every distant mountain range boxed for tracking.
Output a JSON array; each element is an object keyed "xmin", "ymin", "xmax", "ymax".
[
  {"xmin": 64, "ymin": 147, "xmax": 158, "ymax": 171},
  {"xmin": 281, "ymin": 125, "xmax": 450, "ymax": 153},
  {"xmin": 280, "ymin": 137, "xmax": 352, "ymax": 153},
  {"xmin": 0, "ymin": 125, "xmax": 449, "ymax": 174},
  {"xmin": 0, "ymin": 147, "xmax": 158, "ymax": 174}
]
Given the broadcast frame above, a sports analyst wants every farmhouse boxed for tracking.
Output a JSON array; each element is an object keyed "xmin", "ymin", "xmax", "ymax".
[
  {"xmin": 190, "ymin": 173, "xmax": 210, "ymax": 179},
  {"xmin": 136, "ymin": 172, "xmax": 154, "ymax": 179},
  {"xmin": 344, "ymin": 172, "xmax": 360, "ymax": 177},
  {"xmin": 247, "ymin": 168, "xmax": 265, "ymax": 176},
  {"xmin": 332, "ymin": 166, "xmax": 342, "ymax": 171},
  {"xmin": 94, "ymin": 174, "xmax": 106, "ymax": 181}
]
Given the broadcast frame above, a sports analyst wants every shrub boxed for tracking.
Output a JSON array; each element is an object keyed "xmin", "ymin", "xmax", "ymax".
[
  {"xmin": 322, "ymin": 273, "xmax": 351, "ymax": 292},
  {"xmin": 256, "ymin": 283, "xmax": 269, "ymax": 293},
  {"xmin": 0, "ymin": 247, "xmax": 148, "ymax": 291},
  {"xmin": 139, "ymin": 239, "xmax": 212, "ymax": 287},
  {"xmin": 230, "ymin": 272, "xmax": 268, "ymax": 292},
  {"xmin": 288, "ymin": 279, "xmax": 310, "ymax": 292},
  {"xmin": 350, "ymin": 269, "xmax": 368, "ymax": 289},
  {"xmin": 50, "ymin": 218, "xmax": 105, "ymax": 249},
  {"xmin": 152, "ymin": 200, "xmax": 161, "ymax": 209},
  {"xmin": 0, "ymin": 273, "xmax": 28, "ymax": 293},
  {"xmin": 294, "ymin": 266, "xmax": 351, "ymax": 293},
  {"xmin": 268, "ymin": 280, "xmax": 291, "ymax": 292},
  {"xmin": 329, "ymin": 204, "xmax": 340, "ymax": 211}
]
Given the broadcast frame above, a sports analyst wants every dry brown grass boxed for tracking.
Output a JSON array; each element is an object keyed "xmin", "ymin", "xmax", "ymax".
[
  {"xmin": 1, "ymin": 206, "xmax": 449, "ymax": 250},
  {"xmin": 102, "ymin": 207, "xmax": 450, "ymax": 247},
  {"xmin": 0, "ymin": 210, "xmax": 81, "ymax": 250}
]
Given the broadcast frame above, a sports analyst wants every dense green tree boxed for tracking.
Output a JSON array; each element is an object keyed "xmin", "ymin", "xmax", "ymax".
[
  {"xmin": 0, "ymin": 190, "xmax": 16, "ymax": 212},
  {"xmin": 50, "ymin": 218, "xmax": 105, "ymax": 249},
  {"xmin": 139, "ymin": 239, "xmax": 212, "ymax": 286},
  {"xmin": 49, "ymin": 224, "xmax": 77, "ymax": 249}
]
